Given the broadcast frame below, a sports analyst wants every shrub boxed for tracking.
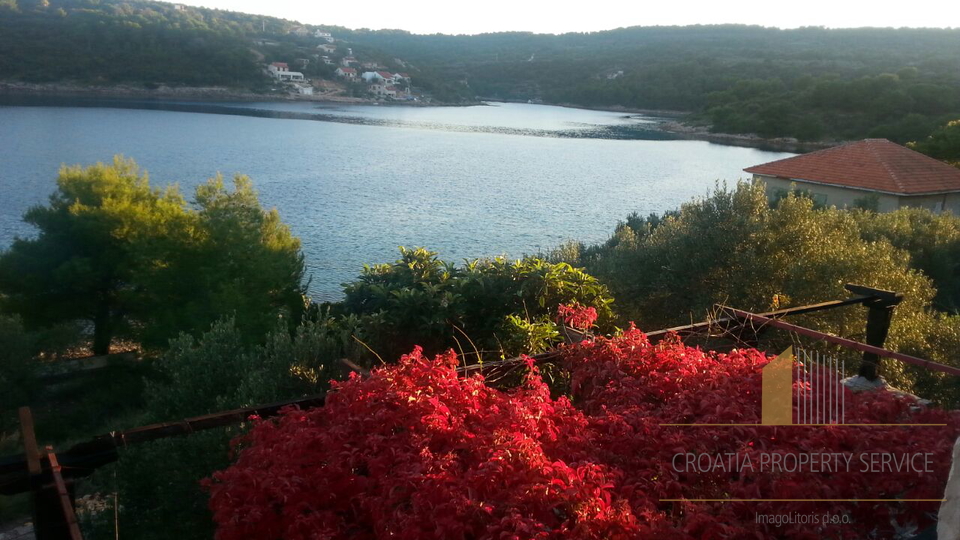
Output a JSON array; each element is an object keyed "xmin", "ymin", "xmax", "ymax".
[
  {"xmin": 207, "ymin": 332, "xmax": 959, "ymax": 540},
  {"xmin": 0, "ymin": 315, "xmax": 38, "ymax": 434},
  {"xmin": 106, "ymin": 317, "xmax": 348, "ymax": 540},
  {"xmin": 852, "ymin": 207, "xmax": 960, "ymax": 312},
  {"xmin": 335, "ymin": 247, "xmax": 614, "ymax": 363},
  {"xmin": 0, "ymin": 314, "xmax": 81, "ymax": 435}
]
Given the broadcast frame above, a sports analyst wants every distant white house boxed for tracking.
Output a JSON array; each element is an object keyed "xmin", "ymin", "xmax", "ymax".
[
  {"xmin": 278, "ymin": 71, "xmax": 305, "ymax": 82},
  {"xmin": 340, "ymin": 56, "xmax": 358, "ymax": 67},
  {"xmin": 268, "ymin": 62, "xmax": 305, "ymax": 82},
  {"xmin": 317, "ymin": 44, "xmax": 336, "ymax": 53},
  {"xmin": 320, "ymin": 56, "xmax": 333, "ymax": 65},
  {"xmin": 393, "ymin": 72, "xmax": 411, "ymax": 84},
  {"xmin": 370, "ymin": 84, "xmax": 397, "ymax": 98},
  {"xmin": 295, "ymin": 84, "xmax": 314, "ymax": 96},
  {"xmin": 289, "ymin": 26, "xmax": 310, "ymax": 37},
  {"xmin": 336, "ymin": 67, "xmax": 357, "ymax": 79},
  {"xmin": 313, "ymin": 30, "xmax": 334, "ymax": 42},
  {"xmin": 361, "ymin": 71, "xmax": 385, "ymax": 83}
]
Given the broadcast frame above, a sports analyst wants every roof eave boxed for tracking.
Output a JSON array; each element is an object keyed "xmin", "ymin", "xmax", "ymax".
[{"xmin": 748, "ymin": 173, "xmax": 960, "ymax": 197}]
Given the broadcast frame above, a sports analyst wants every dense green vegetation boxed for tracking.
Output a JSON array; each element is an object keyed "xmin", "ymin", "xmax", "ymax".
[
  {"xmin": 4, "ymin": 161, "xmax": 960, "ymax": 537},
  {"xmin": 0, "ymin": 0, "xmax": 269, "ymax": 85},
  {"xmin": 0, "ymin": 157, "xmax": 305, "ymax": 354},
  {"xmin": 909, "ymin": 119, "xmax": 960, "ymax": 165},
  {"xmin": 331, "ymin": 247, "xmax": 613, "ymax": 362},
  {"xmin": 551, "ymin": 182, "xmax": 960, "ymax": 405}
]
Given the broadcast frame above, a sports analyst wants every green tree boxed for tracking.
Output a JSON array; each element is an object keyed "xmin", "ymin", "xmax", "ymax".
[
  {"xmin": 136, "ymin": 174, "xmax": 307, "ymax": 348},
  {"xmin": 0, "ymin": 159, "xmax": 307, "ymax": 354},
  {"xmin": 0, "ymin": 157, "xmax": 187, "ymax": 354},
  {"xmin": 909, "ymin": 119, "xmax": 960, "ymax": 164}
]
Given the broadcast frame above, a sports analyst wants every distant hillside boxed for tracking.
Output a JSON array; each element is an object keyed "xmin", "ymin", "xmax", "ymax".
[
  {"xmin": 338, "ymin": 26, "xmax": 960, "ymax": 142},
  {"xmin": 0, "ymin": 0, "xmax": 471, "ymax": 101},
  {"xmin": 3, "ymin": 1, "xmax": 960, "ymax": 142}
]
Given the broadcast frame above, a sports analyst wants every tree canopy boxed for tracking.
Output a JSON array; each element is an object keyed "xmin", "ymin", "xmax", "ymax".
[
  {"xmin": 909, "ymin": 119, "xmax": 960, "ymax": 164},
  {"xmin": 0, "ymin": 157, "xmax": 305, "ymax": 353}
]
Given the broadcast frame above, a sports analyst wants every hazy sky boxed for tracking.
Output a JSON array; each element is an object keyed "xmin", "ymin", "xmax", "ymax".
[{"xmin": 175, "ymin": 0, "xmax": 959, "ymax": 34}]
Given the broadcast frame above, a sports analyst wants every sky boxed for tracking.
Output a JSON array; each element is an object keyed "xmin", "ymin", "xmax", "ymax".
[{"xmin": 175, "ymin": 0, "xmax": 960, "ymax": 35}]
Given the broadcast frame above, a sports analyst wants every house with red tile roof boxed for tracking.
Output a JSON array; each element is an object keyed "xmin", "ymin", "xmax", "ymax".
[{"xmin": 744, "ymin": 139, "xmax": 960, "ymax": 213}]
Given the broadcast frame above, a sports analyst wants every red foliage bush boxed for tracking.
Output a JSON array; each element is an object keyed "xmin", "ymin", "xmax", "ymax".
[
  {"xmin": 557, "ymin": 303, "xmax": 599, "ymax": 331},
  {"xmin": 206, "ymin": 329, "xmax": 960, "ymax": 540}
]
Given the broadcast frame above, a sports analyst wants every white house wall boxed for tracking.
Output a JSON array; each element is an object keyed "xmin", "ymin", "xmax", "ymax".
[{"xmin": 752, "ymin": 174, "xmax": 960, "ymax": 214}]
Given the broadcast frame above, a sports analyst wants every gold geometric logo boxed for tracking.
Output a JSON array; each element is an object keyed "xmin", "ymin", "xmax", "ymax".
[{"xmin": 761, "ymin": 346, "xmax": 794, "ymax": 426}]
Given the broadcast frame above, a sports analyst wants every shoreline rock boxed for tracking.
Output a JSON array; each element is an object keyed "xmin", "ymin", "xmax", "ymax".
[
  {"xmin": 482, "ymin": 99, "xmax": 838, "ymax": 153},
  {"xmin": 0, "ymin": 81, "xmax": 475, "ymax": 108}
]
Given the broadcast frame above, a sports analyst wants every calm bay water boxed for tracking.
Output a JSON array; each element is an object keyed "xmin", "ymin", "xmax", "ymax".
[{"xmin": 0, "ymin": 100, "xmax": 793, "ymax": 300}]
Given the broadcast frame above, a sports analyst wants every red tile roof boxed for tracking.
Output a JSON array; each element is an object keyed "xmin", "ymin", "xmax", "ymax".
[
  {"xmin": 271, "ymin": 62, "xmax": 288, "ymax": 69},
  {"xmin": 377, "ymin": 71, "xmax": 393, "ymax": 78},
  {"xmin": 338, "ymin": 67, "xmax": 356, "ymax": 73},
  {"xmin": 744, "ymin": 139, "xmax": 960, "ymax": 195}
]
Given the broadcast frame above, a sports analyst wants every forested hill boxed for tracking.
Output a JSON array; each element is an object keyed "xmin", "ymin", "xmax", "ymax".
[
  {"xmin": 3, "ymin": 0, "xmax": 960, "ymax": 143},
  {"xmin": 340, "ymin": 26, "xmax": 960, "ymax": 142},
  {"xmin": 0, "ymin": 0, "xmax": 299, "ymax": 86},
  {"xmin": 0, "ymin": 0, "xmax": 475, "ymax": 100}
]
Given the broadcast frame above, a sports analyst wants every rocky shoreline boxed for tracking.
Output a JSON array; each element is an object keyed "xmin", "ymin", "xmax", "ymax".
[
  {"xmin": 2, "ymin": 84, "xmax": 834, "ymax": 152},
  {"xmin": 0, "ymin": 81, "xmax": 456, "ymax": 107},
  {"xmin": 651, "ymin": 120, "xmax": 838, "ymax": 153}
]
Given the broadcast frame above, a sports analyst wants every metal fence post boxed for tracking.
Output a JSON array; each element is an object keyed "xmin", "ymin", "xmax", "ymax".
[{"xmin": 19, "ymin": 407, "xmax": 83, "ymax": 540}]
